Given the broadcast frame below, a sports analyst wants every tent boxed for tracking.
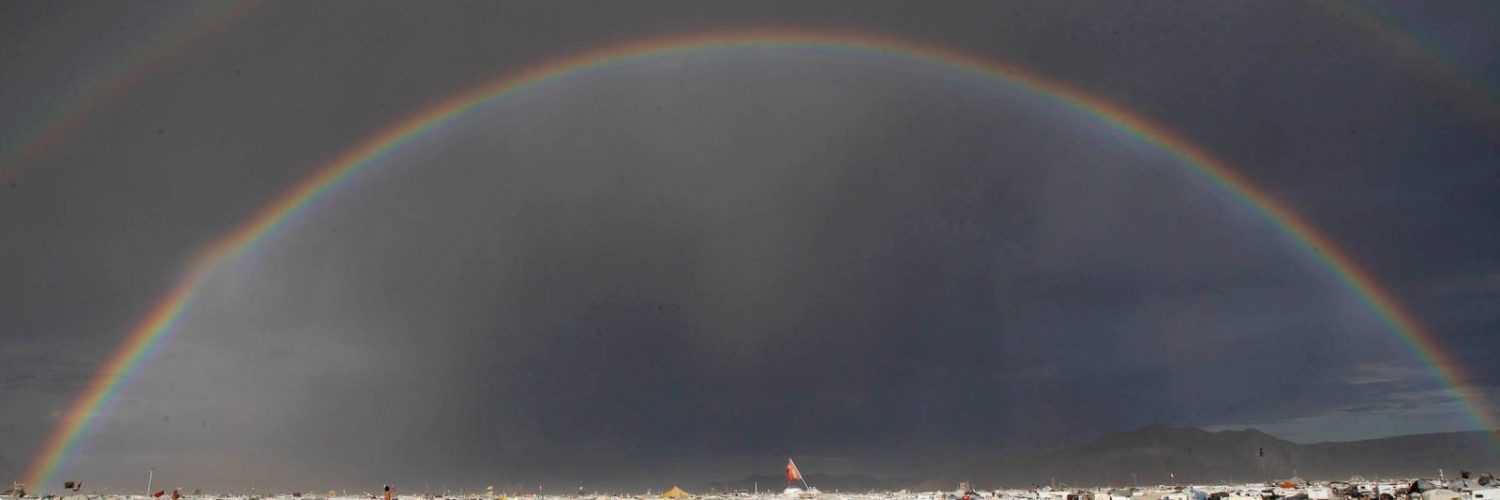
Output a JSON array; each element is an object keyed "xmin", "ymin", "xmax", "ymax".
[
  {"xmin": 1452, "ymin": 479, "xmax": 1481, "ymax": 491},
  {"xmin": 660, "ymin": 486, "xmax": 691, "ymax": 499}
]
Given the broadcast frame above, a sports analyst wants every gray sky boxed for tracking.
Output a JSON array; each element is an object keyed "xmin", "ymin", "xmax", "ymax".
[{"xmin": 2, "ymin": 0, "xmax": 1499, "ymax": 493}]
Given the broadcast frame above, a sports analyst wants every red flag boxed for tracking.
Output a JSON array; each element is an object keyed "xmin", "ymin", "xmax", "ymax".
[
  {"xmin": 786, "ymin": 458, "xmax": 803, "ymax": 485},
  {"xmin": 153, "ymin": 491, "xmax": 166, "ymax": 498}
]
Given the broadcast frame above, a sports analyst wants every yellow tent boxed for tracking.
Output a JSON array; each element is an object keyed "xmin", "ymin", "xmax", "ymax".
[{"xmin": 659, "ymin": 486, "xmax": 691, "ymax": 499}]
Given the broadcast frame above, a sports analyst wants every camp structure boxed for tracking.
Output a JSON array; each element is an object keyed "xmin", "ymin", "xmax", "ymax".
[
  {"xmin": 659, "ymin": 486, "xmax": 691, "ymax": 499},
  {"xmin": 783, "ymin": 459, "xmax": 819, "ymax": 498}
]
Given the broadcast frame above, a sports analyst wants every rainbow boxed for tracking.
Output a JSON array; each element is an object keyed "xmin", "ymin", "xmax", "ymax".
[
  {"xmin": 23, "ymin": 28, "xmax": 1496, "ymax": 488},
  {"xmin": 0, "ymin": 0, "xmax": 259, "ymax": 185},
  {"xmin": 1314, "ymin": 2, "xmax": 1500, "ymax": 132}
]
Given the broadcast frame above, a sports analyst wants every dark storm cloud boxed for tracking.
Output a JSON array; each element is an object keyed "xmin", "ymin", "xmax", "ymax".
[{"xmin": 2, "ymin": 0, "xmax": 1498, "ymax": 491}]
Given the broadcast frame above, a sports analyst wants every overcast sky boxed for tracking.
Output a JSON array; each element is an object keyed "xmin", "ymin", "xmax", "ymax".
[{"xmin": 2, "ymin": 0, "xmax": 1499, "ymax": 493}]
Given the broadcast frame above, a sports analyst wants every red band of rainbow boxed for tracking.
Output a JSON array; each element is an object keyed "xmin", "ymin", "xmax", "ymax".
[{"xmin": 24, "ymin": 28, "xmax": 1494, "ymax": 489}]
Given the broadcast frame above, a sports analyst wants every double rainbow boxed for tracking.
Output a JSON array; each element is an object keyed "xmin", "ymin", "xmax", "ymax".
[{"xmin": 23, "ymin": 29, "xmax": 1495, "ymax": 489}]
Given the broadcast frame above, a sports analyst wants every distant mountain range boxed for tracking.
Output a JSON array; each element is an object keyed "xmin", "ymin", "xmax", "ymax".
[
  {"xmin": 712, "ymin": 425, "xmax": 1500, "ymax": 491},
  {"xmin": 987, "ymin": 424, "xmax": 1500, "ymax": 487}
]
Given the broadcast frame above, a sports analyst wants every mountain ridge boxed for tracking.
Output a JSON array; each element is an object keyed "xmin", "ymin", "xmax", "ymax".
[
  {"xmin": 713, "ymin": 426, "xmax": 1500, "ymax": 491},
  {"xmin": 988, "ymin": 424, "xmax": 1500, "ymax": 487}
]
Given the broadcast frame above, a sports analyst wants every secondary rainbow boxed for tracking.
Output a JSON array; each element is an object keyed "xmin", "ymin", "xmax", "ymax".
[
  {"xmin": 24, "ymin": 28, "xmax": 1495, "ymax": 489},
  {"xmin": 0, "ymin": 0, "xmax": 259, "ymax": 185},
  {"xmin": 1313, "ymin": 2, "xmax": 1500, "ymax": 132}
]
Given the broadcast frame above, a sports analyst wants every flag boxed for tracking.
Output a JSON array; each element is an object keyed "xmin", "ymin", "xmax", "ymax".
[
  {"xmin": 786, "ymin": 458, "xmax": 803, "ymax": 485},
  {"xmin": 153, "ymin": 491, "xmax": 166, "ymax": 498}
]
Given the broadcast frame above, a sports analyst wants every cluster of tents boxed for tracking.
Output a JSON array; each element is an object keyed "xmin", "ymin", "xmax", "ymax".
[{"xmin": 1399, "ymin": 473, "xmax": 1500, "ymax": 500}]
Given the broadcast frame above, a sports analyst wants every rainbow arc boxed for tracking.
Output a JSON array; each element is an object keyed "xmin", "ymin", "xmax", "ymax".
[{"xmin": 23, "ymin": 29, "xmax": 1495, "ymax": 489}]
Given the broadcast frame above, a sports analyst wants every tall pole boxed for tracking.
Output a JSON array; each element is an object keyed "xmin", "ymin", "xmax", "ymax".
[
  {"xmin": 147, "ymin": 468, "xmax": 155, "ymax": 498},
  {"xmin": 1258, "ymin": 448, "xmax": 1265, "ymax": 484}
]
